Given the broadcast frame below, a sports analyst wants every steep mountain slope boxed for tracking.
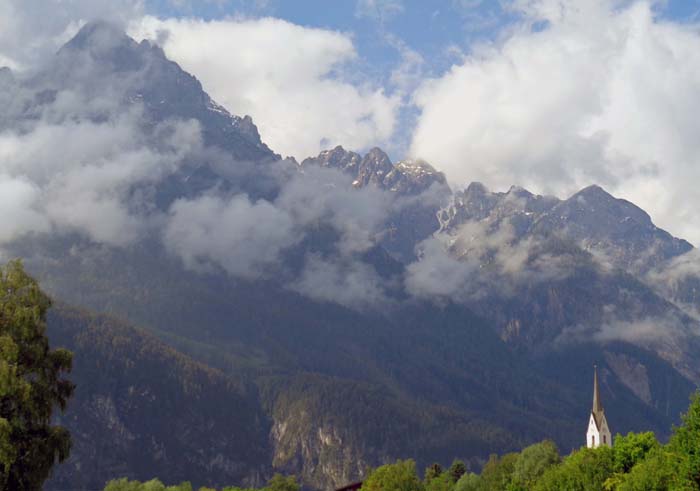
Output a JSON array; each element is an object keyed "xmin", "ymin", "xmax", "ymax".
[
  {"xmin": 1, "ymin": 21, "xmax": 698, "ymax": 491},
  {"xmin": 46, "ymin": 21, "xmax": 275, "ymax": 163},
  {"xmin": 30, "ymin": 241, "xmax": 581, "ymax": 489},
  {"xmin": 46, "ymin": 305, "xmax": 270, "ymax": 491},
  {"xmin": 28, "ymin": 235, "xmax": 696, "ymax": 489},
  {"xmin": 436, "ymin": 182, "xmax": 700, "ymax": 382}
]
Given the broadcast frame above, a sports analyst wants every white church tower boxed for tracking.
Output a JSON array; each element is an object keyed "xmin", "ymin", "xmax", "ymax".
[{"xmin": 586, "ymin": 365, "xmax": 612, "ymax": 448}]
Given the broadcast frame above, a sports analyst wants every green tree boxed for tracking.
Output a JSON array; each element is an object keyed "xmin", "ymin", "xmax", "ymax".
[
  {"xmin": 449, "ymin": 460, "xmax": 467, "ymax": 483},
  {"xmin": 612, "ymin": 432, "xmax": 660, "ymax": 474},
  {"xmin": 613, "ymin": 449, "xmax": 676, "ymax": 491},
  {"xmin": 511, "ymin": 440, "xmax": 560, "ymax": 490},
  {"xmin": 264, "ymin": 474, "xmax": 299, "ymax": 491},
  {"xmin": 104, "ymin": 477, "xmax": 145, "ymax": 491},
  {"xmin": 453, "ymin": 473, "xmax": 481, "ymax": 491},
  {"xmin": 668, "ymin": 392, "xmax": 700, "ymax": 490},
  {"xmin": 480, "ymin": 452, "xmax": 518, "ymax": 491},
  {"xmin": 425, "ymin": 472, "xmax": 453, "ymax": 491},
  {"xmin": 362, "ymin": 459, "xmax": 424, "ymax": 491},
  {"xmin": 425, "ymin": 463, "xmax": 444, "ymax": 482},
  {"xmin": 0, "ymin": 260, "xmax": 75, "ymax": 490},
  {"xmin": 534, "ymin": 446, "xmax": 614, "ymax": 491}
]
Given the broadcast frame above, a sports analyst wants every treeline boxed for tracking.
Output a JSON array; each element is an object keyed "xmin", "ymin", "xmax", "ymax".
[
  {"xmin": 103, "ymin": 392, "xmax": 699, "ymax": 491},
  {"xmin": 362, "ymin": 392, "xmax": 700, "ymax": 491},
  {"xmin": 104, "ymin": 474, "xmax": 299, "ymax": 491}
]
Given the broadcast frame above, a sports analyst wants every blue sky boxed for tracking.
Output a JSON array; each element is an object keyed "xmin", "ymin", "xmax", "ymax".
[{"xmin": 147, "ymin": 0, "xmax": 700, "ymax": 81}]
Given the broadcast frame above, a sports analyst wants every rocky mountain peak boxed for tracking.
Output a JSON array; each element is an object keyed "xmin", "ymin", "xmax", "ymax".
[
  {"xmin": 301, "ymin": 145, "xmax": 362, "ymax": 174},
  {"xmin": 58, "ymin": 21, "xmax": 162, "ymax": 73},
  {"xmin": 63, "ymin": 21, "xmax": 128, "ymax": 49},
  {"xmin": 356, "ymin": 147, "xmax": 393, "ymax": 187},
  {"xmin": 385, "ymin": 159, "xmax": 448, "ymax": 195},
  {"xmin": 555, "ymin": 184, "xmax": 653, "ymax": 230},
  {"xmin": 464, "ymin": 181, "xmax": 489, "ymax": 197},
  {"xmin": 506, "ymin": 185, "xmax": 533, "ymax": 199},
  {"xmin": 571, "ymin": 184, "xmax": 626, "ymax": 208},
  {"xmin": 362, "ymin": 147, "xmax": 392, "ymax": 167},
  {"xmin": 440, "ymin": 182, "xmax": 559, "ymax": 233},
  {"xmin": 531, "ymin": 185, "xmax": 693, "ymax": 272},
  {"xmin": 303, "ymin": 146, "xmax": 448, "ymax": 197},
  {"xmin": 43, "ymin": 22, "xmax": 276, "ymax": 163},
  {"xmin": 234, "ymin": 115, "xmax": 263, "ymax": 145}
]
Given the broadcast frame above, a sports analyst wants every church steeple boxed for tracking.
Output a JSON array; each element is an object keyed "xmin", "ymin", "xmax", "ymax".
[
  {"xmin": 586, "ymin": 364, "xmax": 612, "ymax": 448},
  {"xmin": 592, "ymin": 365, "xmax": 603, "ymax": 417}
]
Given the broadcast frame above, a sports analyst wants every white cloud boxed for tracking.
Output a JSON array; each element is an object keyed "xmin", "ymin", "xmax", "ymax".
[
  {"xmin": 164, "ymin": 193, "xmax": 298, "ymax": 278},
  {"xmin": 0, "ymin": 0, "xmax": 144, "ymax": 70},
  {"xmin": 404, "ymin": 235, "xmax": 477, "ymax": 299},
  {"xmin": 355, "ymin": 0, "xmax": 405, "ymax": 22},
  {"xmin": 290, "ymin": 255, "xmax": 389, "ymax": 308},
  {"xmin": 275, "ymin": 165, "xmax": 392, "ymax": 255},
  {"xmin": 405, "ymin": 214, "xmax": 587, "ymax": 302},
  {"xmin": 162, "ymin": 164, "xmax": 393, "ymax": 294},
  {"xmin": 0, "ymin": 102, "xmax": 202, "ymax": 246},
  {"xmin": 130, "ymin": 16, "xmax": 400, "ymax": 160},
  {"xmin": 410, "ymin": 0, "xmax": 700, "ymax": 245},
  {"xmin": 0, "ymin": 175, "xmax": 49, "ymax": 242}
]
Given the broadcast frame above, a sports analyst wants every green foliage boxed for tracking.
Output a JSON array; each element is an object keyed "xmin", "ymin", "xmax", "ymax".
[
  {"xmin": 533, "ymin": 446, "xmax": 614, "ymax": 491},
  {"xmin": 430, "ymin": 393, "xmax": 700, "ymax": 491},
  {"xmin": 668, "ymin": 392, "xmax": 700, "ymax": 490},
  {"xmin": 453, "ymin": 473, "xmax": 480, "ymax": 491},
  {"xmin": 425, "ymin": 463, "xmax": 444, "ymax": 482},
  {"xmin": 510, "ymin": 440, "xmax": 560, "ymax": 490},
  {"xmin": 612, "ymin": 432, "xmax": 660, "ymax": 474},
  {"xmin": 264, "ymin": 474, "xmax": 299, "ymax": 491},
  {"xmin": 362, "ymin": 459, "xmax": 424, "ymax": 491},
  {"xmin": 0, "ymin": 260, "xmax": 74, "ymax": 491},
  {"xmin": 425, "ymin": 472, "xmax": 454, "ymax": 491},
  {"xmin": 104, "ymin": 473, "xmax": 297, "ymax": 491},
  {"xmin": 104, "ymin": 478, "xmax": 194, "ymax": 491},
  {"xmin": 449, "ymin": 460, "xmax": 467, "ymax": 483},
  {"xmin": 479, "ymin": 452, "xmax": 518, "ymax": 491},
  {"xmin": 612, "ymin": 449, "xmax": 676, "ymax": 491}
]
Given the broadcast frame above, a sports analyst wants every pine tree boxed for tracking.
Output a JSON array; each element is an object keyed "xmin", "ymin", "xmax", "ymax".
[{"xmin": 0, "ymin": 260, "xmax": 75, "ymax": 490}]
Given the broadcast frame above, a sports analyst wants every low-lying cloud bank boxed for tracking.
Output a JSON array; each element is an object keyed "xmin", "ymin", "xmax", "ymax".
[
  {"xmin": 0, "ymin": 36, "xmax": 399, "ymax": 308},
  {"xmin": 0, "ymin": 101, "xmax": 201, "ymax": 245}
]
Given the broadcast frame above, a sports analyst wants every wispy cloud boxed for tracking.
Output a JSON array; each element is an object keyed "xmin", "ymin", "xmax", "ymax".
[{"xmin": 355, "ymin": 0, "xmax": 405, "ymax": 23}]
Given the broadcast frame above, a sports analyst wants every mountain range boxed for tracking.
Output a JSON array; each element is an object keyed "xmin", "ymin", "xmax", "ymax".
[{"xmin": 0, "ymin": 21, "xmax": 698, "ymax": 490}]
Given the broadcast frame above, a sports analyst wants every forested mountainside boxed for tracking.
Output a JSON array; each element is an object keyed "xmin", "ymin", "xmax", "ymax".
[
  {"xmin": 46, "ymin": 305, "xmax": 269, "ymax": 490},
  {"xmin": 0, "ymin": 21, "xmax": 697, "ymax": 490}
]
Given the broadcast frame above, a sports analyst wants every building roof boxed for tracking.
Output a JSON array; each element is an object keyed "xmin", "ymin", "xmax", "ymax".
[
  {"xmin": 334, "ymin": 481, "xmax": 363, "ymax": 491},
  {"xmin": 591, "ymin": 365, "xmax": 606, "ymax": 429}
]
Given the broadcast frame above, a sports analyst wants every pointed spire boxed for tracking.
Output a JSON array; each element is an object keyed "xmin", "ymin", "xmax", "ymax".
[{"xmin": 592, "ymin": 365, "xmax": 604, "ymax": 417}]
